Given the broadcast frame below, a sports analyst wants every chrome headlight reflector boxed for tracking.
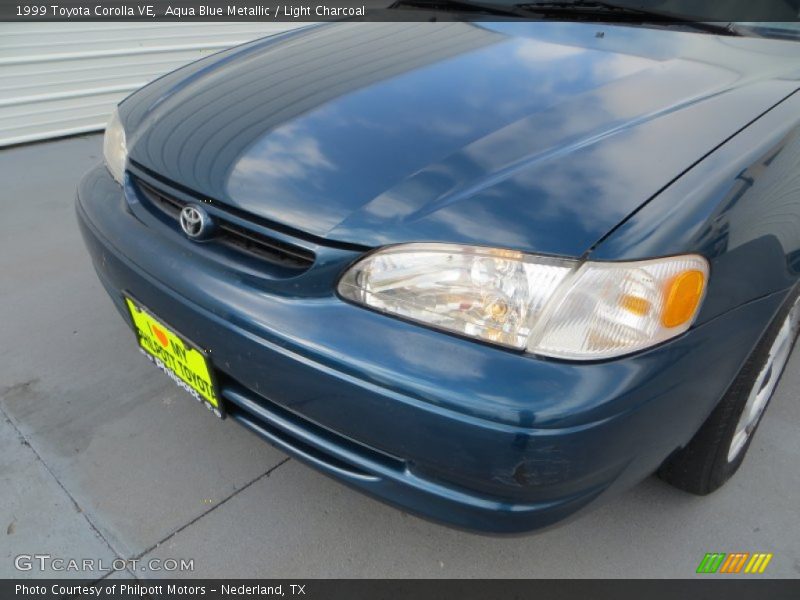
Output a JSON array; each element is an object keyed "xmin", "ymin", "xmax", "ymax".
[
  {"xmin": 338, "ymin": 244, "xmax": 708, "ymax": 360},
  {"xmin": 338, "ymin": 244, "xmax": 575, "ymax": 349},
  {"xmin": 103, "ymin": 107, "xmax": 127, "ymax": 184}
]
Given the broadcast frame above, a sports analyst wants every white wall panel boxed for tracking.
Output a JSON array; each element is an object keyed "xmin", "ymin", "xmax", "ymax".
[{"xmin": 0, "ymin": 23, "xmax": 307, "ymax": 146}]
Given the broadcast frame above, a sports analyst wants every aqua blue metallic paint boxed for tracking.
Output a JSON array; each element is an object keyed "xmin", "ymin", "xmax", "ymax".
[{"xmin": 78, "ymin": 21, "xmax": 800, "ymax": 531}]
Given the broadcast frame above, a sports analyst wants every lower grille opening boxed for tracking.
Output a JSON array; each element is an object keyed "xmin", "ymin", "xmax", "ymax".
[
  {"xmin": 218, "ymin": 374, "xmax": 406, "ymax": 477},
  {"xmin": 227, "ymin": 405, "xmax": 377, "ymax": 479}
]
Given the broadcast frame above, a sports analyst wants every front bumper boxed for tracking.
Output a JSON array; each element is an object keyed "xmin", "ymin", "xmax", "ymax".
[{"xmin": 77, "ymin": 165, "xmax": 786, "ymax": 532}]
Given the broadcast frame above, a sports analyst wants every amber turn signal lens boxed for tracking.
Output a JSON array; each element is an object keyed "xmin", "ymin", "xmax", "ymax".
[
  {"xmin": 620, "ymin": 294, "xmax": 652, "ymax": 316},
  {"xmin": 662, "ymin": 270, "xmax": 706, "ymax": 328}
]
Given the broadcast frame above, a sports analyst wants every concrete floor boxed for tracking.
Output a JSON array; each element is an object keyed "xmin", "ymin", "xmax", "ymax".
[{"xmin": 1, "ymin": 134, "xmax": 798, "ymax": 579}]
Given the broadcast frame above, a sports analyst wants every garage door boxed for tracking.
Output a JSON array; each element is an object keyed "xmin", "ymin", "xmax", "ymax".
[{"xmin": 0, "ymin": 22, "xmax": 307, "ymax": 147}]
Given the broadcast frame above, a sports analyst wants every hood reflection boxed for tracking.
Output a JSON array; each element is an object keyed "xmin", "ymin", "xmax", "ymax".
[{"xmin": 125, "ymin": 21, "xmax": 800, "ymax": 256}]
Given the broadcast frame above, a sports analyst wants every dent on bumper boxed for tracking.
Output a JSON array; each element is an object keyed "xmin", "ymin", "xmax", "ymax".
[{"xmin": 76, "ymin": 165, "xmax": 785, "ymax": 532}]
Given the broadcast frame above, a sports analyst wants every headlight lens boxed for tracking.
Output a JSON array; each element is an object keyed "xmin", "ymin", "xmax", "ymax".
[
  {"xmin": 338, "ymin": 244, "xmax": 708, "ymax": 360},
  {"xmin": 103, "ymin": 107, "xmax": 127, "ymax": 184}
]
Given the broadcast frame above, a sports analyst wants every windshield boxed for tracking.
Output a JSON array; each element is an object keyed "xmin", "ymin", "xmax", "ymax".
[
  {"xmin": 398, "ymin": 0, "xmax": 800, "ymax": 39},
  {"xmin": 496, "ymin": 0, "xmax": 800, "ymax": 22}
]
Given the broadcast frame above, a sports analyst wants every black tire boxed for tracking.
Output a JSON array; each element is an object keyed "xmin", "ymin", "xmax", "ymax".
[{"xmin": 658, "ymin": 285, "xmax": 800, "ymax": 495}]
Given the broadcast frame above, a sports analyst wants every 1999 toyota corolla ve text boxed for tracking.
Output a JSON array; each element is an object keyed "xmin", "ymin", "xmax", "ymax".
[{"xmin": 76, "ymin": 8, "xmax": 800, "ymax": 532}]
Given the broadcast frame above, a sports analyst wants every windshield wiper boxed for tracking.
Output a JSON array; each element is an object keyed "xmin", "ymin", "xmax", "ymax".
[
  {"xmin": 390, "ymin": 0, "xmax": 742, "ymax": 36},
  {"xmin": 512, "ymin": 1, "xmax": 741, "ymax": 35},
  {"xmin": 389, "ymin": 0, "xmax": 531, "ymax": 18}
]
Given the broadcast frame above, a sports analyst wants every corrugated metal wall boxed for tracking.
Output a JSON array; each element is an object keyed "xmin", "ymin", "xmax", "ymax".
[{"xmin": 0, "ymin": 23, "xmax": 307, "ymax": 147}]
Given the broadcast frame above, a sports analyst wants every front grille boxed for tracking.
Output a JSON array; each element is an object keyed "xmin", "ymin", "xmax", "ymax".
[{"xmin": 135, "ymin": 178, "xmax": 315, "ymax": 272}]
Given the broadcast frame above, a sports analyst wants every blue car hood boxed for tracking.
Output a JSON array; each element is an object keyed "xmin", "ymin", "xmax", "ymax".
[{"xmin": 122, "ymin": 21, "xmax": 800, "ymax": 256}]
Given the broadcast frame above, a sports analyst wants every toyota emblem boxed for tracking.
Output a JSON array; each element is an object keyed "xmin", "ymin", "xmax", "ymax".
[{"xmin": 179, "ymin": 204, "xmax": 212, "ymax": 239}]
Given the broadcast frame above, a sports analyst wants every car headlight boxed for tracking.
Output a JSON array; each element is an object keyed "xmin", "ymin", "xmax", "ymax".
[
  {"xmin": 103, "ymin": 107, "xmax": 127, "ymax": 184},
  {"xmin": 337, "ymin": 244, "xmax": 708, "ymax": 360}
]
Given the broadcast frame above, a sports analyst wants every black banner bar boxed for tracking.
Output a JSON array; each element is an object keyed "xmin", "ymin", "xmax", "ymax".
[
  {"xmin": 1, "ymin": 0, "xmax": 799, "ymax": 22},
  {"xmin": 3, "ymin": 579, "xmax": 800, "ymax": 600},
  {"xmin": 5, "ymin": 0, "xmax": 386, "ymax": 21}
]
